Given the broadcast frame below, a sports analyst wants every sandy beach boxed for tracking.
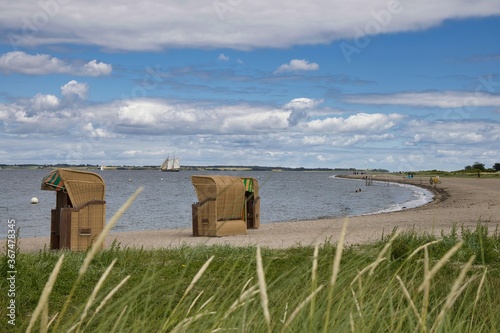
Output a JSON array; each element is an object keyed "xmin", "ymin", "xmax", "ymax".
[{"xmin": 19, "ymin": 175, "xmax": 499, "ymax": 251}]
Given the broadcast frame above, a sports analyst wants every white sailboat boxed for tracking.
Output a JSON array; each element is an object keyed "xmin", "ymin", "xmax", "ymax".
[{"xmin": 160, "ymin": 154, "xmax": 180, "ymax": 172}]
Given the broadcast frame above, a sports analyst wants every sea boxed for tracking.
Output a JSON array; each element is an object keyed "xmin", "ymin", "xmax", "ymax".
[{"xmin": 0, "ymin": 169, "xmax": 433, "ymax": 239}]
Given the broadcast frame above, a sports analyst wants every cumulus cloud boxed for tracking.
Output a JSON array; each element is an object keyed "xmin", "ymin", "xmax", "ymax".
[
  {"xmin": 1, "ymin": 87, "xmax": 498, "ymax": 169},
  {"xmin": 220, "ymin": 108, "xmax": 289, "ymax": 133},
  {"xmin": 116, "ymin": 100, "xmax": 200, "ymax": 133},
  {"xmin": 288, "ymin": 110, "xmax": 308, "ymax": 126},
  {"xmin": 0, "ymin": 51, "xmax": 69, "ymax": 75},
  {"xmin": 81, "ymin": 59, "xmax": 113, "ymax": 76},
  {"xmin": 284, "ymin": 98, "xmax": 323, "ymax": 110},
  {"xmin": 284, "ymin": 98, "xmax": 322, "ymax": 126},
  {"xmin": 3, "ymin": 1, "xmax": 500, "ymax": 51},
  {"xmin": 82, "ymin": 122, "xmax": 116, "ymax": 138},
  {"xmin": 30, "ymin": 93, "xmax": 60, "ymax": 111},
  {"xmin": 113, "ymin": 99, "xmax": 291, "ymax": 135},
  {"xmin": 405, "ymin": 120, "xmax": 500, "ymax": 144},
  {"xmin": 0, "ymin": 51, "xmax": 112, "ymax": 76},
  {"xmin": 307, "ymin": 113, "xmax": 404, "ymax": 133},
  {"xmin": 343, "ymin": 91, "xmax": 500, "ymax": 108},
  {"xmin": 61, "ymin": 80, "xmax": 89, "ymax": 101},
  {"xmin": 275, "ymin": 59, "xmax": 319, "ymax": 73},
  {"xmin": 1, "ymin": 80, "xmax": 90, "ymax": 125}
]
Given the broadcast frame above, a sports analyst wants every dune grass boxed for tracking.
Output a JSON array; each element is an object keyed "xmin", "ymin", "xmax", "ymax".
[
  {"xmin": 1, "ymin": 221, "xmax": 500, "ymax": 332},
  {"xmin": 2, "ymin": 188, "xmax": 500, "ymax": 332}
]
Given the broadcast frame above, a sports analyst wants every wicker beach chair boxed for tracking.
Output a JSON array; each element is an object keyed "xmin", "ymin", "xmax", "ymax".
[
  {"xmin": 41, "ymin": 168, "xmax": 106, "ymax": 251},
  {"xmin": 191, "ymin": 175, "xmax": 247, "ymax": 236}
]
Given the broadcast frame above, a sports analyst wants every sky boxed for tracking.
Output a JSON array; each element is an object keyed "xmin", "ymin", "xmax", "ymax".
[{"xmin": 0, "ymin": 0, "xmax": 499, "ymax": 171}]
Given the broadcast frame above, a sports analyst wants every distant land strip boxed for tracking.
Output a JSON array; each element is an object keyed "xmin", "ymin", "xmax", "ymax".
[{"xmin": 0, "ymin": 163, "xmax": 390, "ymax": 172}]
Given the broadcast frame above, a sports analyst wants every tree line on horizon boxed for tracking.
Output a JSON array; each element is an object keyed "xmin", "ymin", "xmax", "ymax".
[{"xmin": 464, "ymin": 161, "xmax": 500, "ymax": 172}]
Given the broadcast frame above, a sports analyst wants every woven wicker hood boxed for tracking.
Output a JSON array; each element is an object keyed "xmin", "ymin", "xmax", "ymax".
[
  {"xmin": 191, "ymin": 175, "xmax": 245, "ymax": 221},
  {"xmin": 41, "ymin": 168, "xmax": 105, "ymax": 209}
]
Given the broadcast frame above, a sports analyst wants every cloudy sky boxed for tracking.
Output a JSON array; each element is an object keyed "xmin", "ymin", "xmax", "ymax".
[{"xmin": 1, "ymin": 0, "xmax": 499, "ymax": 171}]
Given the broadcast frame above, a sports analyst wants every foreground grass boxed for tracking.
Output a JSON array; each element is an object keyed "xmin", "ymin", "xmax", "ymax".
[{"xmin": 1, "ymin": 223, "xmax": 500, "ymax": 332}]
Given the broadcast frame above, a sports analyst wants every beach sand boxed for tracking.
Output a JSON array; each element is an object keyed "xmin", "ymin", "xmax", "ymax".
[{"xmin": 19, "ymin": 175, "xmax": 499, "ymax": 251}]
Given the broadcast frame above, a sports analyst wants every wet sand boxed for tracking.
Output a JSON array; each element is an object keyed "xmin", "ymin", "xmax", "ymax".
[{"xmin": 19, "ymin": 175, "xmax": 500, "ymax": 251}]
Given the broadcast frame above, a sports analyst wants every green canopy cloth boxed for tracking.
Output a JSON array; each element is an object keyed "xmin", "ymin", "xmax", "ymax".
[
  {"xmin": 41, "ymin": 169, "xmax": 66, "ymax": 191},
  {"xmin": 242, "ymin": 178, "xmax": 255, "ymax": 192}
]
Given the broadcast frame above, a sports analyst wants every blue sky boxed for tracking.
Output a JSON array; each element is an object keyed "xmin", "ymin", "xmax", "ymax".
[{"xmin": 0, "ymin": 1, "xmax": 499, "ymax": 171}]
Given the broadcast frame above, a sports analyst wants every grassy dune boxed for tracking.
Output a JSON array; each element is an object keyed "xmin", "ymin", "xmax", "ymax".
[
  {"xmin": 2, "ymin": 189, "xmax": 499, "ymax": 332},
  {"xmin": 1, "ymin": 223, "xmax": 500, "ymax": 332}
]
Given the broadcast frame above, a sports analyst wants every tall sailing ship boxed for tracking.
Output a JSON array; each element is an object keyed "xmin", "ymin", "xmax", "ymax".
[{"xmin": 160, "ymin": 155, "xmax": 180, "ymax": 172}]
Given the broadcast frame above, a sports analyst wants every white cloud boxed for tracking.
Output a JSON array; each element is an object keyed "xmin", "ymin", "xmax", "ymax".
[
  {"xmin": 218, "ymin": 53, "xmax": 229, "ymax": 61},
  {"xmin": 3, "ymin": 1, "xmax": 499, "ymax": 51},
  {"xmin": 275, "ymin": 59, "xmax": 319, "ymax": 73},
  {"xmin": 118, "ymin": 102, "xmax": 162, "ymax": 126},
  {"xmin": 382, "ymin": 155, "xmax": 395, "ymax": 164},
  {"xmin": 284, "ymin": 98, "xmax": 322, "ymax": 126},
  {"xmin": 284, "ymin": 98, "xmax": 323, "ymax": 110},
  {"xmin": 83, "ymin": 122, "xmax": 115, "ymax": 138},
  {"xmin": 405, "ymin": 120, "xmax": 500, "ymax": 144},
  {"xmin": 81, "ymin": 59, "xmax": 112, "ymax": 76},
  {"xmin": 116, "ymin": 100, "xmax": 200, "ymax": 131},
  {"xmin": 30, "ymin": 93, "xmax": 60, "ymax": 111},
  {"xmin": 61, "ymin": 80, "xmax": 89, "ymax": 100},
  {"xmin": 307, "ymin": 113, "xmax": 404, "ymax": 133},
  {"xmin": 1, "ymin": 88, "xmax": 498, "ymax": 170},
  {"xmin": 0, "ymin": 51, "xmax": 112, "ymax": 76},
  {"xmin": 0, "ymin": 51, "xmax": 69, "ymax": 75},
  {"xmin": 330, "ymin": 133, "xmax": 394, "ymax": 147},
  {"xmin": 302, "ymin": 135, "xmax": 329, "ymax": 145},
  {"xmin": 344, "ymin": 91, "xmax": 500, "ymax": 108},
  {"xmin": 220, "ymin": 109, "xmax": 289, "ymax": 132}
]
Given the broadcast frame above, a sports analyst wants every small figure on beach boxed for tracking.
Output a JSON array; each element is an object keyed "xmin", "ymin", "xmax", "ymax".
[{"xmin": 429, "ymin": 176, "xmax": 441, "ymax": 186}]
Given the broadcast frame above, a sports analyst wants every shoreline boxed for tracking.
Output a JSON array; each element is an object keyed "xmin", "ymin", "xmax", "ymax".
[
  {"xmin": 335, "ymin": 174, "xmax": 438, "ymax": 213},
  {"xmin": 18, "ymin": 175, "xmax": 499, "ymax": 251}
]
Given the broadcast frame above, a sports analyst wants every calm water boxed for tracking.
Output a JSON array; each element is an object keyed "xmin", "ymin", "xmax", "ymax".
[{"xmin": 0, "ymin": 169, "xmax": 433, "ymax": 238}]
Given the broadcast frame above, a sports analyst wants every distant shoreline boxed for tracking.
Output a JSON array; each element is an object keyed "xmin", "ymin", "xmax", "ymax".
[
  {"xmin": 349, "ymin": 174, "xmax": 452, "ymax": 214},
  {"xmin": 0, "ymin": 164, "xmax": 389, "ymax": 172},
  {"xmin": 337, "ymin": 173, "xmax": 448, "ymax": 205}
]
